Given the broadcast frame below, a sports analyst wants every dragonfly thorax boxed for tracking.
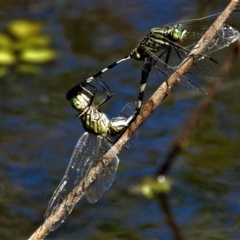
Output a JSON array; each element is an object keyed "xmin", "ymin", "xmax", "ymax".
[
  {"xmin": 81, "ymin": 106, "xmax": 110, "ymax": 136},
  {"xmin": 70, "ymin": 92, "xmax": 132, "ymax": 137},
  {"xmin": 80, "ymin": 107, "xmax": 129, "ymax": 137},
  {"xmin": 130, "ymin": 24, "xmax": 187, "ymax": 61}
]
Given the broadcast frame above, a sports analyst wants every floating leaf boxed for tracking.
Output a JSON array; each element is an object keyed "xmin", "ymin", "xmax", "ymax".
[
  {"xmin": 14, "ymin": 35, "xmax": 52, "ymax": 50},
  {"xmin": 7, "ymin": 20, "xmax": 43, "ymax": 39},
  {"xmin": 0, "ymin": 66, "xmax": 8, "ymax": 77},
  {"xmin": 0, "ymin": 33, "xmax": 14, "ymax": 49},
  {"xmin": 15, "ymin": 63, "xmax": 42, "ymax": 74},
  {"xmin": 129, "ymin": 176, "xmax": 172, "ymax": 199},
  {"xmin": 0, "ymin": 50, "xmax": 16, "ymax": 65},
  {"xmin": 19, "ymin": 48, "xmax": 57, "ymax": 63}
]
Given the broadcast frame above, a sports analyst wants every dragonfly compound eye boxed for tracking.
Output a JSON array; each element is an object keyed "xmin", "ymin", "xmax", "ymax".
[{"xmin": 172, "ymin": 24, "xmax": 186, "ymax": 41}]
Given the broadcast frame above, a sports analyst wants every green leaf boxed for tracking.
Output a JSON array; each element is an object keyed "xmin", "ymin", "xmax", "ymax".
[
  {"xmin": 14, "ymin": 35, "xmax": 52, "ymax": 50},
  {"xmin": 0, "ymin": 50, "xmax": 16, "ymax": 65},
  {"xmin": 7, "ymin": 20, "xmax": 43, "ymax": 39},
  {"xmin": 0, "ymin": 33, "xmax": 14, "ymax": 49},
  {"xmin": 19, "ymin": 48, "xmax": 57, "ymax": 63},
  {"xmin": 15, "ymin": 63, "xmax": 42, "ymax": 74}
]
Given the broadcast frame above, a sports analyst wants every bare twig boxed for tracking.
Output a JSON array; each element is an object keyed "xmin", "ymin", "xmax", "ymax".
[
  {"xmin": 29, "ymin": 1, "xmax": 240, "ymax": 239},
  {"xmin": 157, "ymin": 193, "xmax": 184, "ymax": 240}
]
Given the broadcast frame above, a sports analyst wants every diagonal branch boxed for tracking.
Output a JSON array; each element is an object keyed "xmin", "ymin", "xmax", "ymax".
[{"xmin": 29, "ymin": 1, "xmax": 240, "ymax": 239}]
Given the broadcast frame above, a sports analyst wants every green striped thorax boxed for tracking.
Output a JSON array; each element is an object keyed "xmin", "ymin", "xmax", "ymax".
[
  {"xmin": 70, "ymin": 92, "xmax": 128, "ymax": 137},
  {"xmin": 130, "ymin": 24, "xmax": 187, "ymax": 60},
  {"xmin": 71, "ymin": 93, "xmax": 110, "ymax": 135}
]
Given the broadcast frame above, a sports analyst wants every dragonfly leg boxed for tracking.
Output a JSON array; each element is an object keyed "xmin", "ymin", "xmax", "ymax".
[
  {"xmin": 85, "ymin": 55, "xmax": 131, "ymax": 84},
  {"xmin": 66, "ymin": 82, "xmax": 85, "ymax": 101},
  {"xmin": 135, "ymin": 58, "xmax": 153, "ymax": 113},
  {"xmin": 82, "ymin": 83, "xmax": 97, "ymax": 106},
  {"xmin": 66, "ymin": 82, "xmax": 97, "ymax": 106},
  {"xmin": 95, "ymin": 77, "xmax": 113, "ymax": 108}
]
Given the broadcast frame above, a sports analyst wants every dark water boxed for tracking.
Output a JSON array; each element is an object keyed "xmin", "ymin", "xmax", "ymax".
[{"xmin": 1, "ymin": 0, "xmax": 240, "ymax": 239}]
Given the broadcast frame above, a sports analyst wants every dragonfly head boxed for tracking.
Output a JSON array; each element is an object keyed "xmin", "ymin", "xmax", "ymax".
[
  {"xmin": 66, "ymin": 83, "xmax": 86, "ymax": 101},
  {"xmin": 171, "ymin": 24, "xmax": 187, "ymax": 42},
  {"xmin": 71, "ymin": 93, "xmax": 90, "ymax": 112}
]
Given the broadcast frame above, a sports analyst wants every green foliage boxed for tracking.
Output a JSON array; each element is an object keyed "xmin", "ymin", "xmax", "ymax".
[
  {"xmin": 0, "ymin": 49, "xmax": 16, "ymax": 65},
  {"xmin": 7, "ymin": 20, "xmax": 43, "ymax": 39},
  {"xmin": 19, "ymin": 48, "xmax": 56, "ymax": 63},
  {"xmin": 0, "ymin": 19, "xmax": 57, "ymax": 77},
  {"xmin": 129, "ymin": 175, "xmax": 172, "ymax": 199}
]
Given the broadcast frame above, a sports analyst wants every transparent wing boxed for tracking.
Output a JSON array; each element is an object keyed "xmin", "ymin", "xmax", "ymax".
[
  {"xmin": 144, "ymin": 50, "xmax": 205, "ymax": 92},
  {"xmin": 85, "ymin": 105, "xmax": 142, "ymax": 202},
  {"xmin": 183, "ymin": 25, "xmax": 240, "ymax": 64},
  {"xmin": 120, "ymin": 102, "xmax": 138, "ymax": 148},
  {"xmin": 119, "ymin": 102, "xmax": 138, "ymax": 119},
  {"xmin": 111, "ymin": 102, "xmax": 138, "ymax": 148},
  {"xmin": 165, "ymin": 9, "xmax": 240, "ymax": 47},
  {"xmin": 150, "ymin": 44, "xmax": 225, "ymax": 77},
  {"xmin": 45, "ymin": 132, "xmax": 101, "ymax": 230},
  {"xmin": 45, "ymin": 132, "xmax": 119, "ymax": 230},
  {"xmin": 85, "ymin": 136, "xmax": 119, "ymax": 203},
  {"xmin": 195, "ymin": 25, "xmax": 240, "ymax": 55}
]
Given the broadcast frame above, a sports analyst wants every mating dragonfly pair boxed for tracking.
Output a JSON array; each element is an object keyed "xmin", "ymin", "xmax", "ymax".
[
  {"xmin": 45, "ymin": 81, "xmax": 137, "ymax": 230},
  {"xmin": 45, "ymin": 8, "xmax": 240, "ymax": 231}
]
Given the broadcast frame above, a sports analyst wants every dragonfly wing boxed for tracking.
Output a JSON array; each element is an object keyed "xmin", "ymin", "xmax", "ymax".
[
  {"xmin": 85, "ymin": 136, "xmax": 119, "ymax": 203},
  {"xmin": 110, "ymin": 102, "xmax": 138, "ymax": 148},
  {"xmin": 119, "ymin": 102, "xmax": 138, "ymax": 119},
  {"xmin": 45, "ymin": 132, "xmax": 98, "ymax": 230},
  {"xmin": 151, "ymin": 42, "xmax": 225, "ymax": 77},
  {"xmin": 86, "ymin": 102, "xmax": 139, "ymax": 202},
  {"xmin": 144, "ymin": 51, "xmax": 204, "ymax": 92},
  {"xmin": 184, "ymin": 25, "xmax": 240, "ymax": 52},
  {"xmin": 168, "ymin": 10, "xmax": 240, "ymax": 47},
  {"xmin": 119, "ymin": 102, "xmax": 138, "ymax": 148},
  {"xmin": 174, "ymin": 46, "xmax": 226, "ymax": 77},
  {"xmin": 202, "ymin": 25, "xmax": 240, "ymax": 55}
]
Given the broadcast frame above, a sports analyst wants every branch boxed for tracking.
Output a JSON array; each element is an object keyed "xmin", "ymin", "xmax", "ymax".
[{"xmin": 29, "ymin": 1, "xmax": 240, "ymax": 239}]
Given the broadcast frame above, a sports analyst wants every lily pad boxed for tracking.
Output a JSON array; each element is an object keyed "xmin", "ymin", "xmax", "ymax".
[
  {"xmin": 0, "ymin": 33, "xmax": 14, "ymax": 49},
  {"xmin": 19, "ymin": 48, "xmax": 57, "ymax": 63},
  {"xmin": 0, "ymin": 66, "xmax": 8, "ymax": 77},
  {"xmin": 0, "ymin": 50, "xmax": 16, "ymax": 65},
  {"xmin": 14, "ymin": 35, "xmax": 52, "ymax": 50},
  {"xmin": 15, "ymin": 63, "xmax": 42, "ymax": 74},
  {"xmin": 7, "ymin": 20, "xmax": 43, "ymax": 39},
  {"xmin": 129, "ymin": 176, "xmax": 172, "ymax": 199}
]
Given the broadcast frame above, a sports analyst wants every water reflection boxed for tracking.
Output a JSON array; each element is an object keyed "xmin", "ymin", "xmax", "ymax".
[{"xmin": 1, "ymin": 0, "xmax": 240, "ymax": 239}]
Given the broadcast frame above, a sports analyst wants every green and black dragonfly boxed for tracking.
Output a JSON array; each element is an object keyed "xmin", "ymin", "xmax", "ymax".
[
  {"xmin": 45, "ymin": 82, "xmax": 136, "ymax": 231},
  {"xmin": 67, "ymin": 8, "xmax": 240, "ymax": 111}
]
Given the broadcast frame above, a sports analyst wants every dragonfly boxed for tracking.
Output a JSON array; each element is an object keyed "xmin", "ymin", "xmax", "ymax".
[
  {"xmin": 66, "ymin": 7, "xmax": 240, "ymax": 112},
  {"xmin": 45, "ymin": 83, "xmax": 136, "ymax": 231}
]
